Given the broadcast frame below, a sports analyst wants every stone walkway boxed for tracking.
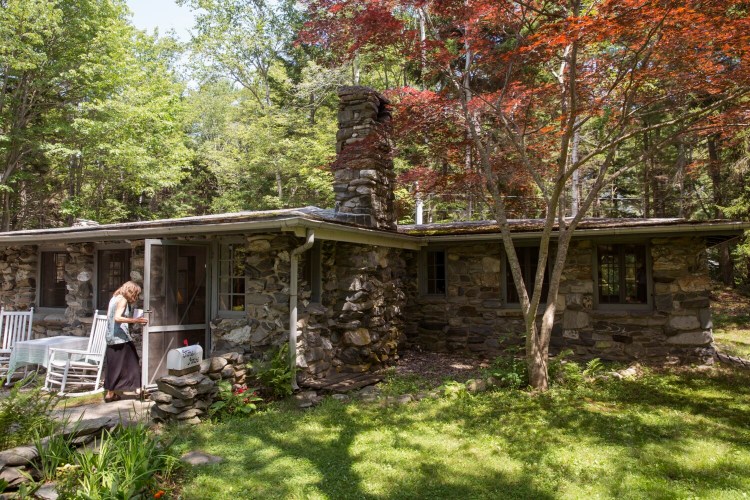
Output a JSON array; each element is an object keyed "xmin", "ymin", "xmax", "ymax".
[{"xmin": 52, "ymin": 393, "xmax": 153, "ymax": 427}]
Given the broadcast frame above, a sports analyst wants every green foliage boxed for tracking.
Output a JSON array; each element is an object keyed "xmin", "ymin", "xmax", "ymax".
[
  {"xmin": 485, "ymin": 348, "xmax": 529, "ymax": 389},
  {"xmin": 33, "ymin": 425, "xmax": 78, "ymax": 481},
  {"xmin": 35, "ymin": 424, "xmax": 180, "ymax": 499},
  {"xmin": 249, "ymin": 344, "xmax": 295, "ymax": 399},
  {"xmin": 0, "ymin": 375, "xmax": 59, "ymax": 449},
  {"xmin": 209, "ymin": 381, "xmax": 263, "ymax": 420}
]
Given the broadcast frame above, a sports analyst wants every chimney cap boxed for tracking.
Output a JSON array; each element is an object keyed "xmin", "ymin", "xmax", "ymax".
[{"xmin": 337, "ymin": 86, "xmax": 391, "ymax": 105}]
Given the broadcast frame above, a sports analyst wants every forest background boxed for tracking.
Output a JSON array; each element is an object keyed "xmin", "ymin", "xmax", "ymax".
[{"xmin": 1, "ymin": 0, "xmax": 749, "ymax": 285}]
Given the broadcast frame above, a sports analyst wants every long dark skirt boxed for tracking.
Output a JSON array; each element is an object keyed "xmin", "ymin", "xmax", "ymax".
[{"xmin": 104, "ymin": 342, "xmax": 141, "ymax": 391}]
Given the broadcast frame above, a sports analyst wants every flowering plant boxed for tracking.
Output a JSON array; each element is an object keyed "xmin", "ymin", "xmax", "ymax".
[{"xmin": 209, "ymin": 381, "xmax": 263, "ymax": 419}]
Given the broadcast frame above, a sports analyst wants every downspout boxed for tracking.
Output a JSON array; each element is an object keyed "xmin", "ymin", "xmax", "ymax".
[{"xmin": 289, "ymin": 229, "xmax": 315, "ymax": 391}]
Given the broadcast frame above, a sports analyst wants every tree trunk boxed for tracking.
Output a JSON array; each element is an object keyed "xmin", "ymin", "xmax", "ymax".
[{"xmin": 708, "ymin": 135, "xmax": 734, "ymax": 286}]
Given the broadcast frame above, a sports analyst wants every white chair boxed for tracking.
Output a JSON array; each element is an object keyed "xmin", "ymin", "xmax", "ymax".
[
  {"xmin": 0, "ymin": 307, "xmax": 34, "ymax": 380},
  {"xmin": 44, "ymin": 312, "xmax": 108, "ymax": 395}
]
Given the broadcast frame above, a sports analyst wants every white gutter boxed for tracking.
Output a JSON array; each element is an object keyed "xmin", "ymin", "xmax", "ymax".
[{"xmin": 289, "ymin": 229, "xmax": 315, "ymax": 391}]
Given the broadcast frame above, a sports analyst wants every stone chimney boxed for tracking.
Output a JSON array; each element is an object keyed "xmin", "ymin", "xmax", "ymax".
[{"xmin": 333, "ymin": 86, "xmax": 397, "ymax": 230}]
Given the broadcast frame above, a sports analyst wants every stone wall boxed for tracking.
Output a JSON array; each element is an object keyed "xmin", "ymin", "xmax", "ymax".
[
  {"xmin": 332, "ymin": 86, "xmax": 397, "ymax": 230},
  {"xmin": 150, "ymin": 352, "xmax": 246, "ymax": 425},
  {"xmin": 551, "ymin": 238, "xmax": 714, "ymax": 362},
  {"xmin": 403, "ymin": 242, "xmax": 527, "ymax": 353},
  {"xmin": 0, "ymin": 242, "xmax": 143, "ymax": 339},
  {"xmin": 211, "ymin": 233, "xmax": 297, "ymax": 356},
  {"xmin": 405, "ymin": 237, "xmax": 715, "ymax": 363},
  {"xmin": 297, "ymin": 241, "xmax": 407, "ymax": 378},
  {"xmin": 209, "ymin": 234, "xmax": 409, "ymax": 383}
]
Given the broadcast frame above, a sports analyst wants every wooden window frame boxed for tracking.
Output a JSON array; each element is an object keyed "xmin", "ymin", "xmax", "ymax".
[
  {"xmin": 593, "ymin": 241, "xmax": 652, "ymax": 311},
  {"xmin": 38, "ymin": 249, "xmax": 69, "ymax": 309},
  {"xmin": 502, "ymin": 245, "xmax": 552, "ymax": 307},
  {"xmin": 419, "ymin": 248, "xmax": 447, "ymax": 296}
]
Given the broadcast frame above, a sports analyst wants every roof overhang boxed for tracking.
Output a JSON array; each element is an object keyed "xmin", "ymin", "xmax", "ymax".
[
  {"xmin": 0, "ymin": 216, "xmax": 422, "ymax": 251},
  {"xmin": 415, "ymin": 220, "xmax": 749, "ymax": 246},
  {"xmin": 0, "ymin": 212, "xmax": 746, "ymax": 251}
]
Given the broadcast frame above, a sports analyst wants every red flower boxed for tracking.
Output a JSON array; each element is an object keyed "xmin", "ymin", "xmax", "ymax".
[{"xmin": 154, "ymin": 491, "xmax": 165, "ymax": 499}]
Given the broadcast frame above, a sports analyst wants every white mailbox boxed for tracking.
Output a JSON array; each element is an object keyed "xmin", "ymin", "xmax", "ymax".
[{"xmin": 167, "ymin": 345, "xmax": 203, "ymax": 376}]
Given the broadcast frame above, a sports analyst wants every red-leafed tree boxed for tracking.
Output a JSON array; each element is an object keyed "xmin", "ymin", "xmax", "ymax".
[{"xmin": 301, "ymin": 0, "xmax": 750, "ymax": 389}]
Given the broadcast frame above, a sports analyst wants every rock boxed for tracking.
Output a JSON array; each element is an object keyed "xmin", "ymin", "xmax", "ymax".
[
  {"xmin": 176, "ymin": 408, "xmax": 204, "ymax": 420},
  {"xmin": 666, "ymin": 330, "xmax": 713, "ymax": 345},
  {"xmin": 225, "ymin": 326, "xmax": 252, "ymax": 344},
  {"xmin": 150, "ymin": 391, "xmax": 173, "ymax": 404},
  {"xmin": 466, "ymin": 379, "xmax": 487, "ymax": 394},
  {"xmin": 160, "ymin": 373, "xmax": 205, "ymax": 388},
  {"xmin": 397, "ymin": 394, "xmax": 414, "ymax": 404},
  {"xmin": 331, "ymin": 394, "xmax": 350, "ymax": 402},
  {"xmin": 195, "ymin": 377, "xmax": 216, "ymax": 395},
  {"xmin": 60, "ymin": 416, "xmax": 114, "ymax": 439},
  {"xmin": 181, "ymin": 451, "xmax": 224, "ymax": 466},
  {"xmin": 209, "ymin": 357, "xmax": 229, "ymax": 372},
  {"xmin": 156, "ymin": 382, "xmax": 198, "ymax": 400},
  {"xmin": 0, "ymin": 465, "xmax": 29, "ymax": 487},
  {"xmin": 344, "ymin": 328, "xmax": 371, "ymax": 346},
  {"xmin": 669, "ymin": 315, "xmax": 701, "ymax": 331},
  {"xmin": 0, "ymin": 446, "xmax": 39, "ymax": 467},
  {"xmin": 36, "ymin": 483, "xmax": 59, "ymax": 500}
]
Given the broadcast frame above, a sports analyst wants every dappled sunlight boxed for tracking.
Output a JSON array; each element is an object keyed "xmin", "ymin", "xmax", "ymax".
[{"xmin": 175, "ymin": 368, "xmax": 750, "ymax": 499}]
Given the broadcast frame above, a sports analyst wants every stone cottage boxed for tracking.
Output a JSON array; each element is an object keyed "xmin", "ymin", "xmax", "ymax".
[{"xmin": 0, "ymin": 86, "xmax": 746, "ymax": 387}]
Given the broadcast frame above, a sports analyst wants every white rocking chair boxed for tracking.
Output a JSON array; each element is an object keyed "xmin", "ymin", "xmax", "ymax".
[
  {"xmin": 45, "ymin": 312, "xmax": 108, "ymax": 395},
  {"xmin": 0, "ymin": 307, "xmax": 34, "ymax": 380}
]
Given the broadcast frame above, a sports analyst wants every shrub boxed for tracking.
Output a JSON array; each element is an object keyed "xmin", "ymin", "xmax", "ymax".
[
  {"xmin": 209, "ymin": 381, "xmax": 263, "ymax": 420},
  {"xmin": 485, "ymin": 348, "xmax": 528, "ymax": 389},
  {"xmin": 249, "ymin": 344, "xmax": 294, "ymax": 399},
  {"xmin": 0, "ymin": 375, "xmax": 59, "ymax": 450}
]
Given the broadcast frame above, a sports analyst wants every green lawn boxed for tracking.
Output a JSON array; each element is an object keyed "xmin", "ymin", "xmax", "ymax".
[
  {"xmin": 713, "ymin": 312, "xmax": 750, "ymax": 359},
  {"xmin": 172, "ymin": 367, "xmax": 750, "ymax": 499}
]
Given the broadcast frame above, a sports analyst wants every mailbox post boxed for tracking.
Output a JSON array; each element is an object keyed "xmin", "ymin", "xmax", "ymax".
[{"xmin": 166, "ymin": 345, "xmax": 203, "ymax": 376}]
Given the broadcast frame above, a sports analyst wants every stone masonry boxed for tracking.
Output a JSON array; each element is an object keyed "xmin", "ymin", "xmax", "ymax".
[
  {"xmin": 150, "ymin": 352, "xmax": 246, "ymax": 425},
  {"xmin": 332, "ymin": 86, "xmax": 397, "ymax": 230},
  {"xmin": 405, "ymin": 237, "xmax": 716, "ymax": 363}
]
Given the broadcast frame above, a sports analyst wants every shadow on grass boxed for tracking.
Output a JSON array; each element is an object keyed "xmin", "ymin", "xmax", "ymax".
[{"xmin": 178, "ymin": 368, "xmax": 750, "ymax": 499}]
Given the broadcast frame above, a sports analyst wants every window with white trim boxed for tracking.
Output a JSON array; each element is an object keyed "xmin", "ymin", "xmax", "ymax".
[{"xmin": 218, "ymin": 243, "xmax": 247, "ymax": 312}]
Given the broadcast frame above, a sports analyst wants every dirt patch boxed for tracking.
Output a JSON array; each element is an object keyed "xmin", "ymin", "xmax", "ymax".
[
  {"xmin": 393, "ymin": 348, "xmax": 492, "ymax": 385},
  {"xmin": 711, "ymin": 284, "xmax": 750, "ymax": 321}
]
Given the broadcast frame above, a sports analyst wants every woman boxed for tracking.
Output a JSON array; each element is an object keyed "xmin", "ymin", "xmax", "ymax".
[{"xmin": 104, "ymin": 281, "xmax": 148, "ymax": 403}]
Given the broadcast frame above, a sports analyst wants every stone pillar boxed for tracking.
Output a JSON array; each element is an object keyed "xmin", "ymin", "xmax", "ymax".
[
  {"xmin": 333, "ymin": 86, "xmax": 397, "ymax": 230},
  {"xmin": 64, "ymin": 243, "xmax": 95, "ymax": 334}
]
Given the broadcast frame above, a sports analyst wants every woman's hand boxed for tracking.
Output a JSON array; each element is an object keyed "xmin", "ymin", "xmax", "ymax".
[{"xmin": 133, "ymin": 317, "xmax": 149, "ymax": 325}]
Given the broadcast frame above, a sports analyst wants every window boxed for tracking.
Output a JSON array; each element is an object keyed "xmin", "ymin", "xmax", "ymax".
[
  {"xmin": 97, "ymin": 249, "xmax": 131, "ymax": 310},
  {"xmin": 504, "ymin": 246, "xmax": 549, "ymax": 304},
  {"xmin": 597, "ymin": 244, "xmax": 648, "ymax": 305},
  {"xmin": 425, "ymin": 250, "xmax": 446, "ymax": 295},
  {"xmin": 218, "ymin": 243, "xmax": 246, "ymax": 312},
  {"xmin": 303, "ymin": 241, "xmax": 322, "ymax": 303},
  {"xmin": 40, "ymin": 251, "xmax": 68, "ymax": 308}
]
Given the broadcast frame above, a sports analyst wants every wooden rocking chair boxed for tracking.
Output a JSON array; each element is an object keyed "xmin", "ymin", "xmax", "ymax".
[
  {"xmin": 44, "ymin": 312, "xmax": 108, "ymax": 395},
  {"xmin": 0, "ymin": 307, "xmax": 34, "ymax": 381}
]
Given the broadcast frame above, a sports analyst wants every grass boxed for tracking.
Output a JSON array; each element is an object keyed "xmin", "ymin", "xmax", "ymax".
[
  {"xmin": 172, "ymin": 367, "xmax": 750, "ymax": 499},
  {"xmin": 711, "ymin": 285, "xmax": 750, "ymax": 359}
]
